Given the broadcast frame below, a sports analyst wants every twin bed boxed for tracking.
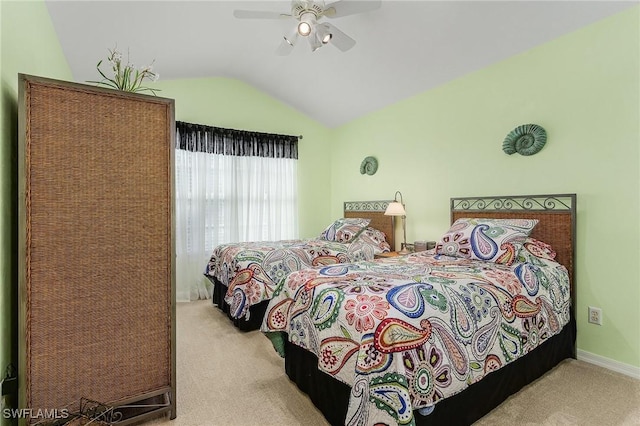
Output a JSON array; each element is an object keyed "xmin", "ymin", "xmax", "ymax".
[
  {"xmin": 259, "ymin": 194, "xmax": 577, "ymax": 425},
  {"xmin": 204, "ymin": 200, "xmax": 396, "ymax": 330},
  {"xmin": 203, "ymin": 193, "xmax": 576, "ymax": 425}
]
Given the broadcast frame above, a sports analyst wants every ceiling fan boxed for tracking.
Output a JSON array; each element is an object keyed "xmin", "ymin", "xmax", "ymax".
[{"xmin": 233, "ymin": 0, "xmax": 382, "ymax": 54}]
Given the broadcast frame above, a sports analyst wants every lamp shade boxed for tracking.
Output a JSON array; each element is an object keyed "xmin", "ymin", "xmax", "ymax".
[{"xmin": 384, "ymin": 201, "xmax": 406, "ymax": 216}]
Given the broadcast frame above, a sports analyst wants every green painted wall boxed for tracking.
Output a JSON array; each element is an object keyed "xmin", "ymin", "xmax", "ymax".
[
  {"xmin": 152, "ymin": 77, "xmax": 333, "ymax": 238},
  {"xmin": 0, "ymin": 6, "xmax": 637, "ymax": 420},
  {"xmin": 0, "ymin": 0, "xmax": 72, "ymax": 419},
  {"xmin": 330, "ymin": 7, "xmax": 640, "ymax": 368}
]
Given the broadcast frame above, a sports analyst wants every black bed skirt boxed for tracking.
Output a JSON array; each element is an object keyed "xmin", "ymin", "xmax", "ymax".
[
  {"xmin": 208, "ymin": 275, "xmax": 269, "ymax": 332},
  {"xmin": 285, "ymin": 315, "xmax": 576, "ymax": 426}
]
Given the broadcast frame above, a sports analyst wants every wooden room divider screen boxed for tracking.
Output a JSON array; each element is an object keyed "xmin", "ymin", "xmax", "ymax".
[{"xmin": 18, "ymin": 74, "xmax": 176, "ymax": 424}]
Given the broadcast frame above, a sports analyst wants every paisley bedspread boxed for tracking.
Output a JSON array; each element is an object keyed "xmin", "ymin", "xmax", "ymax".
[
  {"xmin": 204, "ymin": 233, "xmax": 388, "ymax": 320},
  {"xmin": 261, "ymin": 250, "xmax": 571, "ymax": 426}
]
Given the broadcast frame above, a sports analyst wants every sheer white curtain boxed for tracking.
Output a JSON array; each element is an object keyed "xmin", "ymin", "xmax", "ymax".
[{"xmin": 175, "ymin": 124, "xmax": 298, "ymax": 301}]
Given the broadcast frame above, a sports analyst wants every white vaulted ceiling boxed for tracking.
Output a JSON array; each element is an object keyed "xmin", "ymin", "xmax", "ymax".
[{"xmin": 45, "ymin": 0, "xmax": 636, "ymax": 128}]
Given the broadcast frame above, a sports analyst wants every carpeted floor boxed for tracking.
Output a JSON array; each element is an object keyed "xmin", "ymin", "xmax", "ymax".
[{"xmin": 146, "ymin": 300, "xmax": 640, "ymax": 426}]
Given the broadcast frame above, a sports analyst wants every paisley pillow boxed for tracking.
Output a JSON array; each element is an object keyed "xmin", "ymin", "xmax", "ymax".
[
  {"xmin": 435, "ymin": 218, "xmax": 539, "ymax": 264},
  {"xmin": 514, "ymin": 237, "xmax": 557, "ymax": 265},
  {"xmin": 358, "ymin": 227, "xmax": 391, "ymax": 252},
  {"xmin": 320, "ymin": 218, "xmax": 371, "ymax": 243}
]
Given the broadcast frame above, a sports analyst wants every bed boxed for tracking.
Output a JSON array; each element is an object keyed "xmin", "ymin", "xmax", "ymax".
[
  {"xmin": 205, "ymin": 200, "xmax": 396, "ymax": 331},
  {"xmin": 261, "ymin": 194, "xmax": 576, "ymax": 425}
]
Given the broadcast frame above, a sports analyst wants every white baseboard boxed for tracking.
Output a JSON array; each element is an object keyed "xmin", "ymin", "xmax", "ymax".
[{"xmin": 577, "ymin": 349, "xmax": 640, "ymax": 380}]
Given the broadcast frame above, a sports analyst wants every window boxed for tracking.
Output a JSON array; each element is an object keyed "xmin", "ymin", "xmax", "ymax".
[{"xmin": 174, "ymin": 121, "xmax": 298, "ymax": 300}]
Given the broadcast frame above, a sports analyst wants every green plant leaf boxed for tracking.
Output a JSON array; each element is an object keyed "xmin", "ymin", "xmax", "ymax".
[
  {"xmin": 95, "ymin": 66, "xmax": 116, "ymax": 86},
  {"xmin": 92, "ymin": 47, "xmax": 160, "ymax": 94},
  {"xmin": 86, "ymin": 80, "xmax": 119, "ymax": 90}
]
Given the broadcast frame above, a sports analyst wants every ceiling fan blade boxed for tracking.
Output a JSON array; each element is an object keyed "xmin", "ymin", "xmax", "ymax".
[
  {"xmin": 276, "ymin": 31, "xmax": 298, "ymax": 56},
  {"xmin": 323, "ymin": 22, "xmax": 356, "ymax": 52},
  {"xmin": 323, "ymin": 0, "xmax": 381, "ymax": 18},
  {"xmin": 233, "ymin": 10, "xmax": 291, "ymax": 19}
]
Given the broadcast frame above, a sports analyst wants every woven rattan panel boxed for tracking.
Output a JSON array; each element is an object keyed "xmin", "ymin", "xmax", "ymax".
[{"xmin": 20, "ymin": 76, "xmax": 174, "ymax": 418}]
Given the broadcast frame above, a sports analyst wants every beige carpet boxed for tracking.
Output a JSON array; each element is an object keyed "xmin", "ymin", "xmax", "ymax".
[{"xmin": 146, "ymin": 300, "xmax": 640, "ymax": 426}]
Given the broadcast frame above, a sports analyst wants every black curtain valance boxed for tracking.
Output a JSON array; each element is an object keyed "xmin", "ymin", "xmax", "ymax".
[{"xmin": 176, "ymin": 121, "xmax": 298, "ymax": 159}]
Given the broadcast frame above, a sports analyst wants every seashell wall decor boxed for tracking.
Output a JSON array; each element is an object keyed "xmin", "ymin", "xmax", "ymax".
[
  {"xmin": 503, "ymin": 124, "xmax": 547, "ymax": 156},
  {"xmin": 360, "ymin": 156, "xmax": 378, "ymax": 175}
]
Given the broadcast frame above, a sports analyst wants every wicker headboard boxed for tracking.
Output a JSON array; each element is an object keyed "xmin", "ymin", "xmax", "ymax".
[
  {"xmin": 344, "ymin": 200, "xmax": 396, "ymax": 251},
  {"xmin": 451, "ymin": 194, "xmax": 576, "ymax": 306}
]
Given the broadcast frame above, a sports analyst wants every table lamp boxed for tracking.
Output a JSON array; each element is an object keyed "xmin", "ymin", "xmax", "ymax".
[{"xmin": 384, "ymin": 191, "xmax": 409, "ymax": 254}]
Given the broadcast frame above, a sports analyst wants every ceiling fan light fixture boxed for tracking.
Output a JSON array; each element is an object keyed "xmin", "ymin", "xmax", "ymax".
[
  {"xmin": 297, "ymin": 11, "xmax": 317, "ymax": 37},
  {"xmin": 316, "ymin": 24, "xmax": 332, "ymax": 44},
  {"xmin": 297, "ymin": 21, "xmax": 312, "ymax": 36},
  {"xmin": 233, "ymin": 0, "xmax": 375, "ymax": 54}
]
